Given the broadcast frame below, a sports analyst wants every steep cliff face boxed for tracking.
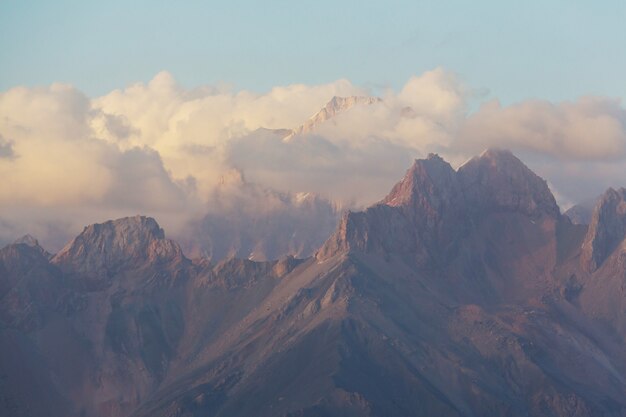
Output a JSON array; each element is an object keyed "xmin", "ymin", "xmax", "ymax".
[
  {"xmin": 580, "ymin": 188, "xmax": 626, "ymax": 272},
  {"xmin": 576, "ymin": 188, "xmax": 626, "ymax": 338},
  {"xmin": 317, "ymin": 153, "xmax": 463, "ymax": 265}
]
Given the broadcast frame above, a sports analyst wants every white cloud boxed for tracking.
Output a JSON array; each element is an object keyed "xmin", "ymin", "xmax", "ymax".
[
  {"xmin": 453, "ymin": 96, "xmax": 626, "ymax": 205},
  {"xmin": 3, "ymin": 69, "xmax": 626, "ymax": 251},
  {"xmin": 458, "ymin": 97, "xmax": 626, "ymax": 160},
  {"xmin": 0, "ymin": 82, "xmax": 196, "ymax": 247}
]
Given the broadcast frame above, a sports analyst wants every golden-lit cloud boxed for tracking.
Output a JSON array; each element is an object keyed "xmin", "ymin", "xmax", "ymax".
[
  {"xmin": 2, "ymin": 69, "xmax": 626, "ymax": 249},
  {"xmin": 460, "ymin": 97, "xmax": 626, "ymax": 159}
]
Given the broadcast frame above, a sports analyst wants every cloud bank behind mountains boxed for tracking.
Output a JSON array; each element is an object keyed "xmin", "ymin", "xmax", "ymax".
[{"xmin": 1, "ymin": 68, "xmax": 626, "ymax": 251}]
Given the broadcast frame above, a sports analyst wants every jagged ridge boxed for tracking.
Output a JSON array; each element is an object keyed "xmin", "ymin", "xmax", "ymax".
[{"xmin": 318, "ymin": 148, "xmax": 560, "ymax": 263}]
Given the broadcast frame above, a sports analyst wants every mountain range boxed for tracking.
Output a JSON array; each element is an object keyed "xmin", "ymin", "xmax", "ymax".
[{"xmin": 1, "ymin": 149, "xmax": 626, "ymax": 416}]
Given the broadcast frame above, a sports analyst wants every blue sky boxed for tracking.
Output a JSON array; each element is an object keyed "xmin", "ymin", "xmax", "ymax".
[{"xmin": 1, "ymin": 0, "xmax": 626, "ymax": 104}]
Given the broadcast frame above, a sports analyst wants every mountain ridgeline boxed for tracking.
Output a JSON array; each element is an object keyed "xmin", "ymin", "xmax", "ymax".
[{"xmin": 2, "ymin": 149, "xmax": 626, "ymax": 417}]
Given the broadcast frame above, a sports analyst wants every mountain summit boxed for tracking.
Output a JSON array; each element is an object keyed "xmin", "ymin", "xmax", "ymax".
[
  {"xmin": 381, "ymin": 153, "xmax": 460, "ymax": 209},
  {"xmin": 284, "ymin": 95, "xmax": 381, "ymax": 141},
  {"xmin": 318, "ymin": 148, "xmax": 560, "ymax": 265},
  {"xmin": 52, "ymin": 215, "xmax": 184, "ymax": 287},
  {"xmin": 2, "ymin": 150, "xmax": 626, "ymax": 417},
  {"xmin": 458, "ymin": 148, "xmax": 559, "ymax": 218}
]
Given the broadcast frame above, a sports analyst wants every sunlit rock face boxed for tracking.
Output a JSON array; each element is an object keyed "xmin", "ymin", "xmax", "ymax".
[
  {"xmin": 53, "ymin": 216, "xmax": 183, "ymax": 272},
  {"xmin": 2, "ymin": 150, "xmax": 626, "ymax": 417}
]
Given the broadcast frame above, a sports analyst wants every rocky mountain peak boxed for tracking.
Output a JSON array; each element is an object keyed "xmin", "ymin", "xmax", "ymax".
[
  {"xmin": 381, "ymin": 153, "xmax": 459, "ymax": 209},
  {"xmin": 458, "ymin": 148, "xmax": 559, "ymax": 218},
  {"xmin": 1, "ymin": 238, "xmax": 56, "ymax": 301},
  {"xmin": 318, "ymin": 153, "xmax": 463, "ymax": 262},
  {"xmin": 284, "ymin": 95, "xmax": 381, "ymax": 141},
  {"xmin": 12, "ymin": 234, "xmax": 51, "ymax": 258},
  {"xmin": 318, "ymin": 149, "xmax": 562, "ymax": 262},
  {"xmin": 14, "ymin": 234, "xmax": 40, "ymax": 247},
  {"xmin": 580, "ymin": 187, "xmax": 626, "ymax": 272},
  {"xmin": 52, "ymin": 216, "xmax": 183, "ymax": 277},
  {"xmin": 1, "ymin": 238, "xmax": 51, "ymax": 273}
]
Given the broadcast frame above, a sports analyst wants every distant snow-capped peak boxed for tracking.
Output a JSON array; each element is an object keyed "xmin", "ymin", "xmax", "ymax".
[{"xmin": 283, "ymin": 95, "xmax": 381, "ymax": 141}]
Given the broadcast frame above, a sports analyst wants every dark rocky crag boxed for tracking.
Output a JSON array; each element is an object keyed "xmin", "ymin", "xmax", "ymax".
[{"xmin": 2, "ymin": 149, "xmax": 626, "ymax": 417}]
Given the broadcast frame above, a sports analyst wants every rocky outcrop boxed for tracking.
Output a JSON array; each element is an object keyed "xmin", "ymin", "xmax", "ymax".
[
  {"xmin": 580, "ymin": 187, "xmax": 626, "ymax": 272},
  {"xmin": 52, "ymin": 216, "xmax": 185, "ymax": 285}
]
